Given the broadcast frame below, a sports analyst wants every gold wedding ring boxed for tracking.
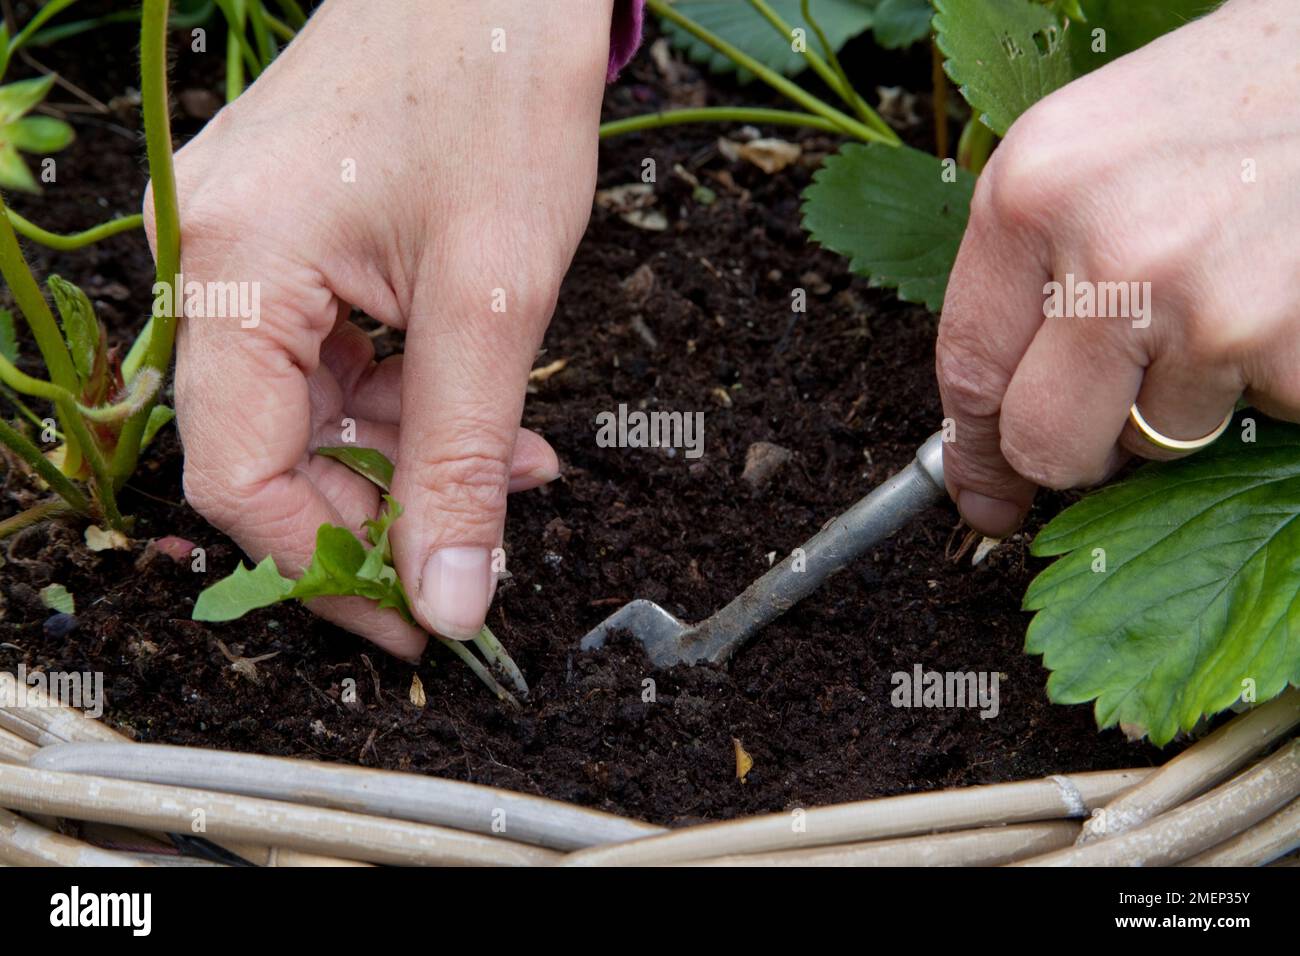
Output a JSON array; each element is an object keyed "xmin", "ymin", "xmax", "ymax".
[{"xmin": 1128, "ymin": 404, "xmax": 1234, "ymax": 453}]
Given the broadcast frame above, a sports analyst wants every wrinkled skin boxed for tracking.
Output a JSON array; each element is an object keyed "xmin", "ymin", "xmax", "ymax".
[
  {"xmin": 146, "ymin": 0, "xmax": 614, "ymax": 659},
  {"xmin": 937, "ymin": 0, "xmax": 1300, "ymax": 535}
]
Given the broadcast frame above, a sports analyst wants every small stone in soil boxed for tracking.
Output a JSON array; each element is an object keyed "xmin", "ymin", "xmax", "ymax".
[{"xmin": 742, "ymin": 441, "xmax": 793, "ymax": 491}]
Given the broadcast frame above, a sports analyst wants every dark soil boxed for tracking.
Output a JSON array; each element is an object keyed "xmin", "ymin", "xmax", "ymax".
[{"xmin": 0, "ymin": 13, "xmax": 1176, "ymax": 827}]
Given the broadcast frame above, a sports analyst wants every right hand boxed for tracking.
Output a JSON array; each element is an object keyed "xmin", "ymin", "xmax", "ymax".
[
  {"xmin": 145, "ymin": 0, "xmax": 616, "ymax": 659},
  {"xmin": 936, "ymin": 0, "xmax": 1300, "ymax": 536}
]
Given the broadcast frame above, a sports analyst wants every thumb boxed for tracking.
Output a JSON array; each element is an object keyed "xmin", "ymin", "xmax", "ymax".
[{"xmin": 389, "ymin": 263, "xmax": 555, "ymax": 641}]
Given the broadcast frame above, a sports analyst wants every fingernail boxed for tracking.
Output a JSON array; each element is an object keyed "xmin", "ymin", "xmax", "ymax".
[
  {"xmin": 957, "ymin": 490, "xmax": 1025, "ymax": 537},
  {"xmin": 507, "ymin": 463, "xmax": 561, "ymax": 493},
  {"xmin": 418, "ymin": 547, "xmax": 492, "ymax": 641}
]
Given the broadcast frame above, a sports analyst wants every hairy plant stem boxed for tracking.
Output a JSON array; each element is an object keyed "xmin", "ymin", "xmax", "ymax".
[
  {"xmin": 0, "ymin": 418, "xmax": 88, "ymax": 514},
  {"xmin": 0, "ymin": 190, "xmax": 82, "ymax": 477},
  {"xmin": 601, "ymin": 106, "xmax": 845, "ymax": 139},
  {"xmin": 647, "ymin": 0, "xmax": 890, "ymax": 145},
  {"xmin": 111, "ymin": 0, "xmax": 180, "ymax": 486},
  {"xmin": 0, "ymin": 498, "xmax": 76, "ymax": 539},
  {"xmin": 745, "ymin": 0, "xmax": 850, "ymax": 99},
  {"xmin": 797, "ymin": 0, "xmax": 888, "ymax": 138},
  {"xmin": 5, "ymin": 209, "xmax": 142, "ymax": 251}
]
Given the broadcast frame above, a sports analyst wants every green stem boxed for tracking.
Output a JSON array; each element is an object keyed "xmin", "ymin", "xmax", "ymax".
[
  {"xmin": 601, "ymin": 107, "xmax": 846, "ymax": 139},
  {"xmin": 0, "ymin": 191, "xmax": 82, "ymax": 475},
  {"xmin": 0, "ymin": 498, "xmax": 77, "ymax": 540},
  {"xmin": 798, "ymin": 0, "xmax": 891, "ymax": 139},
  {"xmin": 646, "ymin": 0, "xmax": 888, "ymax": 144},
  {"xmin": 111, "ymin": 0, "xmax": 180, "ymax": 483},
  {"xmin": 262, "ymin": 10, "xmax": 294, "ymax": 43},
  {"xmin": 272, "ymin": 0, "xmax": 307, "ymax": 29},
  {"xmin": 0, "ymin": 384, "xmax": 55, "ymax": 433},
  {"xmin": 216, "ymin": 0, "xmax": 258, "ymax": 100},
  {"xmin": 957, "ymin": 118, "xmax": 995, "ymax": 174},
  {"xmin": 744, "ymin": 0, "xmax": 891, "ymax": 140},
  {"xmin": 5, "ymin": 209, "xmax": 142, "ymax": 251},
  {"xmin": 436, "ymin": 636, "xmax": 518, "ymax": 707},
  {"xmin": 247, "ymin": 0, "xmax": 276, "ymax": 66},
  {"xmin": 0, "ymin": 417, "xmax": 89, "ymax": 513},
  {"xmin": 472, "ymin": 625, "xmax": 529, "ymax": 696},
  {"xmin": 2, "ymin": 0, "xmax": 81, "ymax": 72}
]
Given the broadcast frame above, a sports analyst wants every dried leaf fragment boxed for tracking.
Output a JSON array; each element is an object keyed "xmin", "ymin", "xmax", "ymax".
[
  {"xmin": 84, "ymin": 526, "xmax": 130, "ymax": 552},
  {"xmin": 733, "ymin": 737, "xmax": 753, "ymax": 783},
  {"xmin": 410, "ymin": 673, "xmax": 427, "ymax": 708}
]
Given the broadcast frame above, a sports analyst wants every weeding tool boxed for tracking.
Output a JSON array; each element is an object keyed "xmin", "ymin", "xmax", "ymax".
[{"xmin": 580, "ymin": 431, "xmax": 947, "ymax": 667}]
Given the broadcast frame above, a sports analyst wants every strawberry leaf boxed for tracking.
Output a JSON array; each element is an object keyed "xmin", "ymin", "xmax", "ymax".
[
  {"xmin": 933, "ymin": 0, "xmax": 1074, "ymax": 136},
  {"xmin": 1068, "ymin": 0, "xmax": 1222, "ymax": 76},
  {"xmin": 872, "ymin": 0, "xmax": 933, "ymax": 48},
  {"xmin": 662, "ymin": 0, "xmax": 878, "ymax": 82},
  {"xmin": 802, "ymin": 141, "xmax": 975, "ymax": 311},
  {"xmin": 1025, "ymin": 413, "xmax": 1300, "ymax": 745}
]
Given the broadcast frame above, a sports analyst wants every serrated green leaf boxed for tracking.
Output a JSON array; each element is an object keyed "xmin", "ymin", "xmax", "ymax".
[
  {"xmin": 933, "ymin": 0, "xmax": 1074, "ymax": 136},
  {"xmin": 663, "ymin": 0, "xmax": 877, "ymax": 82},
  {"xmin": 47, "ymin": 275, "xmax": 101, "ymax": 387},
  {"xmin": 872, "ymin": 0, "xmax": 932, "ymax": 48},
  {"xmin": 0, "ymin": 309, "xmax": 17, "ymax": 364},
  {"xmin": 0, "ymin": 144, "xmax": 39, "ymax": 193},
  {"xmin": 1067, "ymin": 0, "xmax": 1221, "ymax": 76},
  {"xmin": 802, "ymin": 141, "xmax": 974, "ymax": 311},
  {"xmin": 192, "ymin": 554, "xmax": 295, "ymax": 622},
  {"xmin": 1025, "ymin": 413, "xmax": 1300, "ymax": 745},
  {"xmin": 7, "ymin": 115, "xmax": 73, "ymax": 152},
  {"xmin": 289, "ymin": 524, "xmax": 368, "ymax": 600},
  {"xmin": 39, "ymin": 582, "xmax": 74, "ymax": 615},
  {"xmin": 0, "ymin": 75, "xmax": 57, "ymax": 124},
  {"xmin": 316, "ymin": 445, "xmax": 393, "ymax": 491}
]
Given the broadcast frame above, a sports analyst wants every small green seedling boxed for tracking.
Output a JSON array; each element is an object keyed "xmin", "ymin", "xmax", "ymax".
[
  {"xmin": 193, "ymin": 446, "xmax": 529, "ymax": 705},
  {"xmin": 0, "ymin": 74, "xmax": 73, "ymax": 193},
  {"xmin": 0, "ymin": 2, "xmax": 183, "ymax": 539}
]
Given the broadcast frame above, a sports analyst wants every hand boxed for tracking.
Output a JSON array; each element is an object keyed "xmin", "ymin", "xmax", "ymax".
[
  {"xmin": 935, "ymin": 0, "xmax": 1300, "ymax": 536},
  {"xmin": 146, "ymin": 0, "xmax": 614, "ymax": 659}
]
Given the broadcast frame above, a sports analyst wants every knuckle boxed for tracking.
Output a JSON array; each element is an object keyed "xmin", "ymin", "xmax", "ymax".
[
  {"xmin": 935, "ymin": 331, "xmax": 1006, "ymax": 418},
  {"xmin": 181, "ymin": 462, "xmax": 236, "ymax": 530},
  {"xmin": 998, "ymin": 418, "xmax": 1077, "ymax": 490},
  {"xmin": 404, "ymin": 431, "xmax": 514, "ymax": 522}
]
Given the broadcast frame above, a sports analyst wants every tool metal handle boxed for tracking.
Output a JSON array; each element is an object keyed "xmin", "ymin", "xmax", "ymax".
[{"xmin": 686, "ymin": 431, "xmax": 947, "ymax": 663}]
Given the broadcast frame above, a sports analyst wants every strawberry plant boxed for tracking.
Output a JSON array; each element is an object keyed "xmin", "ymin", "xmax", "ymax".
[
  {"xmin": 192, "ymin": 446, "xmax": 530, "ymax": 704},
  {"xmin": 607, "ymin": 0, "xmax": 1298, "ymax": 744},
  {"xmin": 0, "ymin": 0, "xmax": 182, "ymax": 538}
]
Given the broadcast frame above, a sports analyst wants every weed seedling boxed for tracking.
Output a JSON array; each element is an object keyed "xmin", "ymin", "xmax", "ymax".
[{"xmin": 193, "ymin": 447, "xmax": 529, "ymax": 705}]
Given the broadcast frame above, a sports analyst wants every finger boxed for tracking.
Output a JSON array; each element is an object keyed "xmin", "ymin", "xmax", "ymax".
[
  {"xmin": 935, "ymin": 171, "xmax": 1047, "ymax": 536},
  {"xmin": 319, "ymin": 323, "xmax": 560, "ymax": 490},
  {"xmin": 999, "ymin": 310, "xmax": 1144, "ymax": 488},
  {"xmin": 1119, "ymin": 353, "xmax": 1243, "ymax": 462},
  {"xmin": 389, "ymin": 259, "xmax": 558, "ymax": 641},
  {"xmin": 179, "ymin": 336, "xmax": 429, "ymax": 662}
]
